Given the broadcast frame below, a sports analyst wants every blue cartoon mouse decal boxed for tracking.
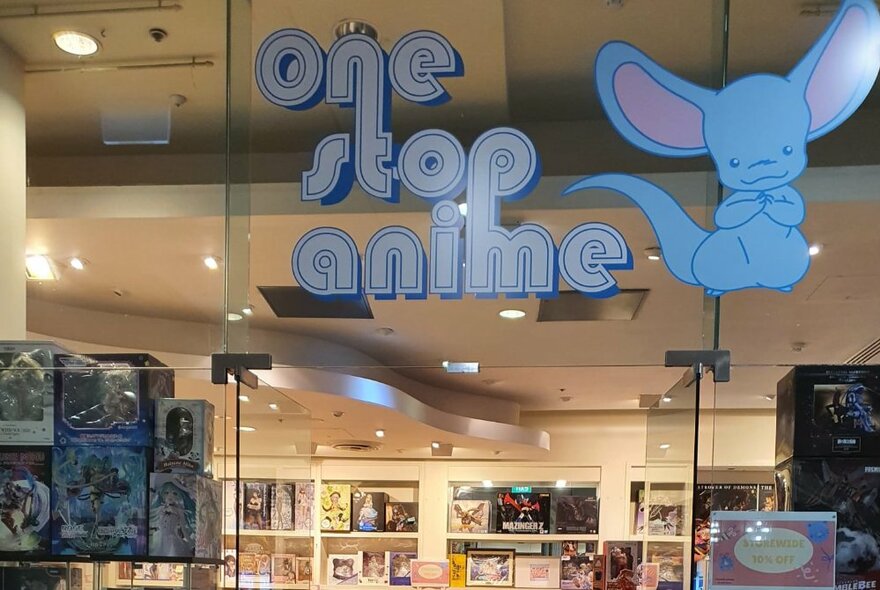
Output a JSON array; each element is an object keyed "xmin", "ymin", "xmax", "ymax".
[{"xmin": 565, "ymin": 0, "xmax": 880, "ymax": 296}]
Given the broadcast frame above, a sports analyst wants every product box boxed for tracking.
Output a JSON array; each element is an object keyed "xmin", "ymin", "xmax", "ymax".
[
  {"xmin": 449, "ymin": 553, "xmax": 466, "ymax": 587},
  {"xmin": 352, "ymin": 491, "xmax": 388, "ymax": 532},
  {"xmin": 604, "ymin": 541, "xmax": 642, "ymax": 590},
  {"xmin": 55, "ymin": 353, "xmax": 174, "ymax": 446},
  {"xmin": 556, "ymin": 494, "xmax": 599, "ymax": 534},
  {"xmin": 224, "ymin": 550, "xmax": 237, "ymax": 586},
  {"xmin": 51, "ymin": 446, "xmax": 148, "ymax": 555},
  {"xmin": 296, "ymin": 557, "xmax": 312, "ymax": 583},
  {"xmin": 646, "ymin": 489, "xmax": 686, "ymax": 536},
  {"xmin": 646, "ymin": 542, "xmax": 685, "ymax": 590},
  {"xmin": 270, "ymin": 482, "xmax": 294, "ymax": 530},
  {"xmin": 560, "ymin": 556, "xmax": 592, "ymax": 590},
  {"xmin": 593, "ymin": 556, "xmax": 606, "ymax": 590},
  {"xmin": 390, "ymin": 552, "xmax": 417, "ymax": 586},
  {"xmin": 0, "ymin": 341, "xmax": 70, "ymax": 445},
  {"xmin": 758, "ymin": 483, "xmax": 776, "ymax": 511},
  {"xmin": 411, "ymin": 560, "xmax": 450, "ymax": 587},
  {"xmin": 240, "ymin": 541, "xmax": 272, "ymax": 584},
  {"xmin": 271, "ymin": 553, "xmax": 297, "ymax": 583},
  {"xmin": 779, "ymin": 457, "xmax": 880, "ymax": 590},
  {"xmin": 517, "ymin": 556, "xmax": 561, "ymax": 589},
  {"xmin": 449, "ymin": 499, "xmax": 489, "ymax": 533},
  {"xmin": 496, "ymin": 491, "xmax": 550, "ymax": 534},
  {"xmin": 776, "ymin": 365, "xmax": 880, "ymax": 464},
  {"xmin": 0, "ymin": 447, "xmax": 52, "ymax": 555},
  {"xmin": 243, "ymin": 481, "xmax": 270, "ymax": 529},
  {"xmin": 693, "ymin": 483, "xmax": 760, "ymax": 562},
  {"xmin": 321, "ymin": 484, "xmax": 352, "ymax": 531},
  {"xmin": 328, "ymin": 554, "xmax": 359, "ymax": 585},
  {"xmin": 154, "ymin": 399, "xmax": 214, "ymax": 476},
  {"xmin": 148, "ymin": 473, "xmax": 222, "ymax": 559},
  {"xmin": 1, "ymin": 566, "xmax": 77, "ymax": 590},
  {"xmin": 294, "ymin": 481, "xmax": 314, "ymax": 531},
  {"xmin": 224, "ymin": 479, "xmax": 240, "ymax": 531},
  {"xmin": 360, "ymin": 550, "xmax": 389, "ymax": 585},
  {"xmin": 386, "ymin": 501, "xmax": 418, "ymax": 532}
]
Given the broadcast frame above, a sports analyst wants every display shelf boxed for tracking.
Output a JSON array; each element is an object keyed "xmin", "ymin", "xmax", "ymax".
[
  {"xmin": 227, "ymin": 584, "xmax": 308, "ymax": 589},
  {"xmin": 446, "ymin": 533, "xmax": 599, "ymax": 542},
  {"xmin": 321, "ymin": 531, "xmax": 419, "ymax": 539},
  {"xmin": 224, "ymin": 529, "xmax": 313, "ymax": 538},
  {"xmin": 644, "ymin": 535, "xmax": 691, "ymax": 543}
]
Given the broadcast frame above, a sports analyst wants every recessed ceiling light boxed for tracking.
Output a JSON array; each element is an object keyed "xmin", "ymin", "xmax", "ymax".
[
  {"xmin": 227, "ymin": 312, "xmax": 243, "ymax": 322},
  {"xmin": 69, "ymin": 257, "xmax": 86, "ymax": 271},
  {"xmin": 268, "ymin": 403, "xmax": 279, "ymax": 411},
  {"xmin": 238, "ymin": 395, "xmax": 250, "ymax": 402},
  {"xmin": 442, "ymin": 361, "xmax": 480, "ymax": 374},
  {"xmin": 203, "ymin": 256, "xmax": 220, "ymax": 270},
  {"xmin": 235, "ymin": 426, "xmax": 256, "ymax": 432},
  {"xmin": 25, "ymin": 255, "xmax": 57, "ymax": 281},
  {"xmin": 499, "ymin": 309, "xmax": 526, "ymax": 320},
  {"xmin": 662, "ymin": 395, "xmax": 673, "ymax": 403},
  {"xmin": 555, "ymin": 480, "xmax": 568, "ymax": 488},
  {"xmin": 431, "ymin": 442, "xmax": 441, "ymax": 449},
  {"xmin": 375, "ymin": 429, "xmax": 385, "ymax": 438},
  {"xmin": 659, "ymin": 443, "xmax": 671, "ymax": 450},
  {"xmin": 763, "ymin": 394, "xmax": 776, "ymax": 402},
  {"xmin": 482, "ymin": 480, "xmax": 493, "ymax": 488},
  {"xmin": 241, "ymin": 305, "xmax": 254, "ymax": 316},
  {"xmin": 808, "ymin": 244, "xmax": 822, "ymax": 256},
  {"xmin": 644, "ymin": 247, "xmax": 662, "ymax": 261},
  {"xmin": 53, "ymin": 31, "xmax": 100, "ymax": 56},
  {"xmin": 458, "ymin": 202, "xmax": 468, "ymax": 216}
]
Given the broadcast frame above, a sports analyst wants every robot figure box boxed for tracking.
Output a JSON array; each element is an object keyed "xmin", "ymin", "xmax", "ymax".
[
  {"xmin": 154, "ymin": 399, "xmax": 214, "ymax": 477},
  {"xmin": 55, "ymin": 353, "xmax": 174, "ymax": 446},
  {"xmin": 51, "ymin": 446, "xmax": 148, "ymax": 556},
  {"xmin": 0, "ymin": 341, "xmax": 70, "ymax": 445},
  {"xmin": 781, "ymin": 457, "xmax": 880, "ymax": 590},
  {"xmin": 148, "ymin": 473, "xmax": 222, "ymax": 559},
  {"xmin": 0, "ymin": 447, "xmax": 52, "ymax": 555},
  {"xmin": 556, "ymin": 494, "xmax": 599, "ymax": 534},
  {"xmin": 776, "ymin": 365, "xmax": 880, "ymax": 463},
  {"xmin": 449, "ymin": 500, "xmax": 489, "ymax": 534},
  {"xmin": 352, "ymin": 491, "xmax": 387, "ymax": 532},
  {"xmin": 495, "ymin": 491, "xmax": 550, "ymax": 534}
]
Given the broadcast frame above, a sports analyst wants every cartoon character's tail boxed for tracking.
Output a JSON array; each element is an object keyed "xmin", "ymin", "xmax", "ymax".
[{"xmin": 563, "ymin": 174, "xmax": 709, "ymax": 286}]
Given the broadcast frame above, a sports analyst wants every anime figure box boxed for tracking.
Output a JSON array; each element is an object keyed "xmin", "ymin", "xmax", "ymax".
[
  {"xmin": 776, "ymin": 365, "xmax": 880, "ymax": 464},
  {"xmin": 0, "ymin": 447, "xmax": 52, "ymax": 556},
  {"xmin": 51, "ymin": 446, "xmax": 148, "ymax": 556},
  {"xmin": 0, "ymin": 341, "xmax": 71, "ymax": 445},
  {"xmin": 55, "ymin": 353, "xmax": 174, "ymax": 446},
  {"xmin": 148, "ymin": 473, "xmax": 222, "ymax": 559},
  {"xmin": 154, "ymin": 399, "xmax": 214, "ymax": 477}
]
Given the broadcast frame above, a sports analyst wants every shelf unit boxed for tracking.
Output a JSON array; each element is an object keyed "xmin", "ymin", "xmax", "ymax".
[
  {"xmin": 447, "ymin": 534, "xmax": 599, "ymax": 543},
  {"xmin": 226, "ymin": 529, "xmax": 313, "ymax": 538},
  {"xmin": 322, "ymin": 532, "xmax": 420, "ymax": 539}
]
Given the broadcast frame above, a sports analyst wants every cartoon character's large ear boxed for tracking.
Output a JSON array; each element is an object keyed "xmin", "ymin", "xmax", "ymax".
[
  {"xmin": 594, "ymin": 41, "xmax": 714, "ymax": 158},
  {"xmin": 789, "ymin": 0, "xmax": 880, "ymax": 141}
]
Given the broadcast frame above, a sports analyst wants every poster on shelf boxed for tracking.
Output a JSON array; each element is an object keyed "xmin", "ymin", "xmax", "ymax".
[
  {"xmin": 328, "ymin": 554, "xmax": 359, "ymax": 585},
  {"xmin": 709, "ymin": 511, "xmax": 837, "ymax": 590},
  {"xmin": 695, "ymin": 484, "xmax": 762, "ymax": 562},
  {"xmin": 515, "ymin": 556, "xmax": 561, "ymax": 589},
  {"xmin": 411, "ymin": 560, "xmax": 450, "ymax": 587},
  {"xmin": 466, "ymin": 549, "xmax": 514, "ymax": 587}
]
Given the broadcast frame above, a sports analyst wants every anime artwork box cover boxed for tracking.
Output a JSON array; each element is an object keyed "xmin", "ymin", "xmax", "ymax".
[
  {"xmin": 496, "ymin": 491, "xmax": 550, "ymax": 534},
  {"xmin": 0, "ymin": 448, "xmax": 52, "ymax": 555},
  {"xmin": 0, "ymin": 341, "xmax": 70, "ymax": 445},
  {"xmin": 352, "ymin": 491, "xmax": 387, "ymax": 532},
  {"xmin": 51, "ymin": 446, "xmax": 148, "ymax": 555},
  {"xmin": 148, "ymin": 473, "xmax": 222, "ymax": 559},
  {"xmin": 55, "ymin": 353, "xmax": 174, "ymax": 446},
  {"xmin": 776, "ymin": 365, "xmax": 880, "ymax": 464},
  {"xmin": 781, "ymin": 457, "xmax": 880, "ymax": 590},
  {"xmin": 154, "ymin": 399, "xmax": 214, "ymax": 477}
]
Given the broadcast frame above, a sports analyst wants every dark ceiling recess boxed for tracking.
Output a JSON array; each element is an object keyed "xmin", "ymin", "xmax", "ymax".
[
  {"xmin": 537, "ymin": 289, "xmax": 647, "ymax": 322},
  {"xmin": 258, "ymin": 286, "xmax": 374, "ymax": 319}
]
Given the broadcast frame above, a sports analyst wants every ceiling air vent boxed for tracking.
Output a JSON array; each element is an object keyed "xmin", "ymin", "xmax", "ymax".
[
  {"xmin": 538, "ymin": 289, "xmax": 647, "ymax": 322},
  {"xmin": 258, "ymin": 286, "xmax": 373, "ymax": 319},
  {"xmin": 846, "ymin": 337, "xmax": 880, "ymax": 365},
  {"xmin": 331, "ymin": 440, "xmax": 381, "ymax": 452}
]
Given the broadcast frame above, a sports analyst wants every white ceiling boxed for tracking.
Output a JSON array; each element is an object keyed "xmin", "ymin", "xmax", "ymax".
[{"xmin": 6, "ymin": 0, "xmax": 880, "ymax": 424}]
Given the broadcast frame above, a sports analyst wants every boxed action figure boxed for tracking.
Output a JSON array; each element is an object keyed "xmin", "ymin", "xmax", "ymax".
[
  {"xmin": 55, "ymin": 353, "xmax": 174, "ymax": 446},
  {"xmin": 243, "ymin": 481, "xmax": 270, "ymax": 530},
  {"xmin": 51, "ymin": 446, "xmax": 148, "ymax": 555},
  {"xmin": 294, "ymin": 482, "xmax": 314, "ymax": 531},
  {"xmin": 360, "ymin": 550, "xmax": 389, "ymax": 585},
  {"xmin": 224, "ymin": 479, "xmax": 240, "ymax": 531},
  {"xmin": 1, "ymin": 566, "xmax": 77, "ymax": 590},
  {"xmin": 154, "ymin": 399, "xmax": 213, "ymax": 476},
  {"xmin": 270, "ymin": 482, "xmax": 294, "ymax": 530},
  {"xmin": 320, "ymin": 484, "xmax": 351, "ymax": 531},
  {"xmin": 148, "ymin": 473, "xmax": 222, "ymax": 559},
  {"xmin": 556, "ymin": 494, "xmax": 599, "ymax": 534},
  {"xmin": 0, "ymin": 341, "xmax": 70, "ymax": 445},
  {"xmin": 385, "ymin": 502, "xmax": 418, "ymax": 532},
  {"xmin": 776, "ymin": 365, "xmax": 880, "ymax": 463},
  {"xmin": 780, "ymin": 457, "xmax": 880, "ymax": 590},
  {"xmin": 560, "ymin": 556, "xmax": 592, "ymax": 590},
  {"xmin": 390, "ymin": 552, "xmax": 417, "ymax": 586},
  {"xmin": 352, "ymin": 491, "xmax": 387, "ymax": 532},
  {"xmin": 449, "ymin": 500, "xmax": 489, "ymax": 533},
  {"xmin": 328, "ymin": 554, "xmax": 359, "ymax": 585},
  {"xmin": 271, "ymin": 553, "xmax": 297, "ymax": 583},
  {"xmin": 496, "ymin": 491, "xmax": 550, "ymax": 534},
  {"xmin": 604, "ymin": 541, "xmax": 642, "ymax": 590},
  {"xmin": 0, "ymin": 447, "xmax": 52, "ymax": 555}
]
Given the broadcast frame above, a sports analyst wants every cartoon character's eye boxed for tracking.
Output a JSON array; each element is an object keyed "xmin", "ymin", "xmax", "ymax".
[
  {"xmin": 783, "ymin": 145, "xmax": 793, "ymax": 156},
  {"xmin": 729, "ymin": 158, "xmax": 740, "ymax": 168}
]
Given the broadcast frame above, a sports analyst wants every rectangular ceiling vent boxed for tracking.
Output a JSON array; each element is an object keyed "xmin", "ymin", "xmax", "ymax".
[
  {"xmin": 537, "ymin": 289, "xmax": 647, "ymax": 322},
  {"xmin": 846, "ymin": 337, "xmax": 880, "ymax": 365},
  {"xmin": 258, "ymin": 286, "xmax": 374, "ymax": 319}
]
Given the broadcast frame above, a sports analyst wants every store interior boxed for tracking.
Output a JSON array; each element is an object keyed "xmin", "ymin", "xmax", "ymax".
[{"xmin": 0, "ymin": 0, "xmax": 880, "ymax": 589}]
